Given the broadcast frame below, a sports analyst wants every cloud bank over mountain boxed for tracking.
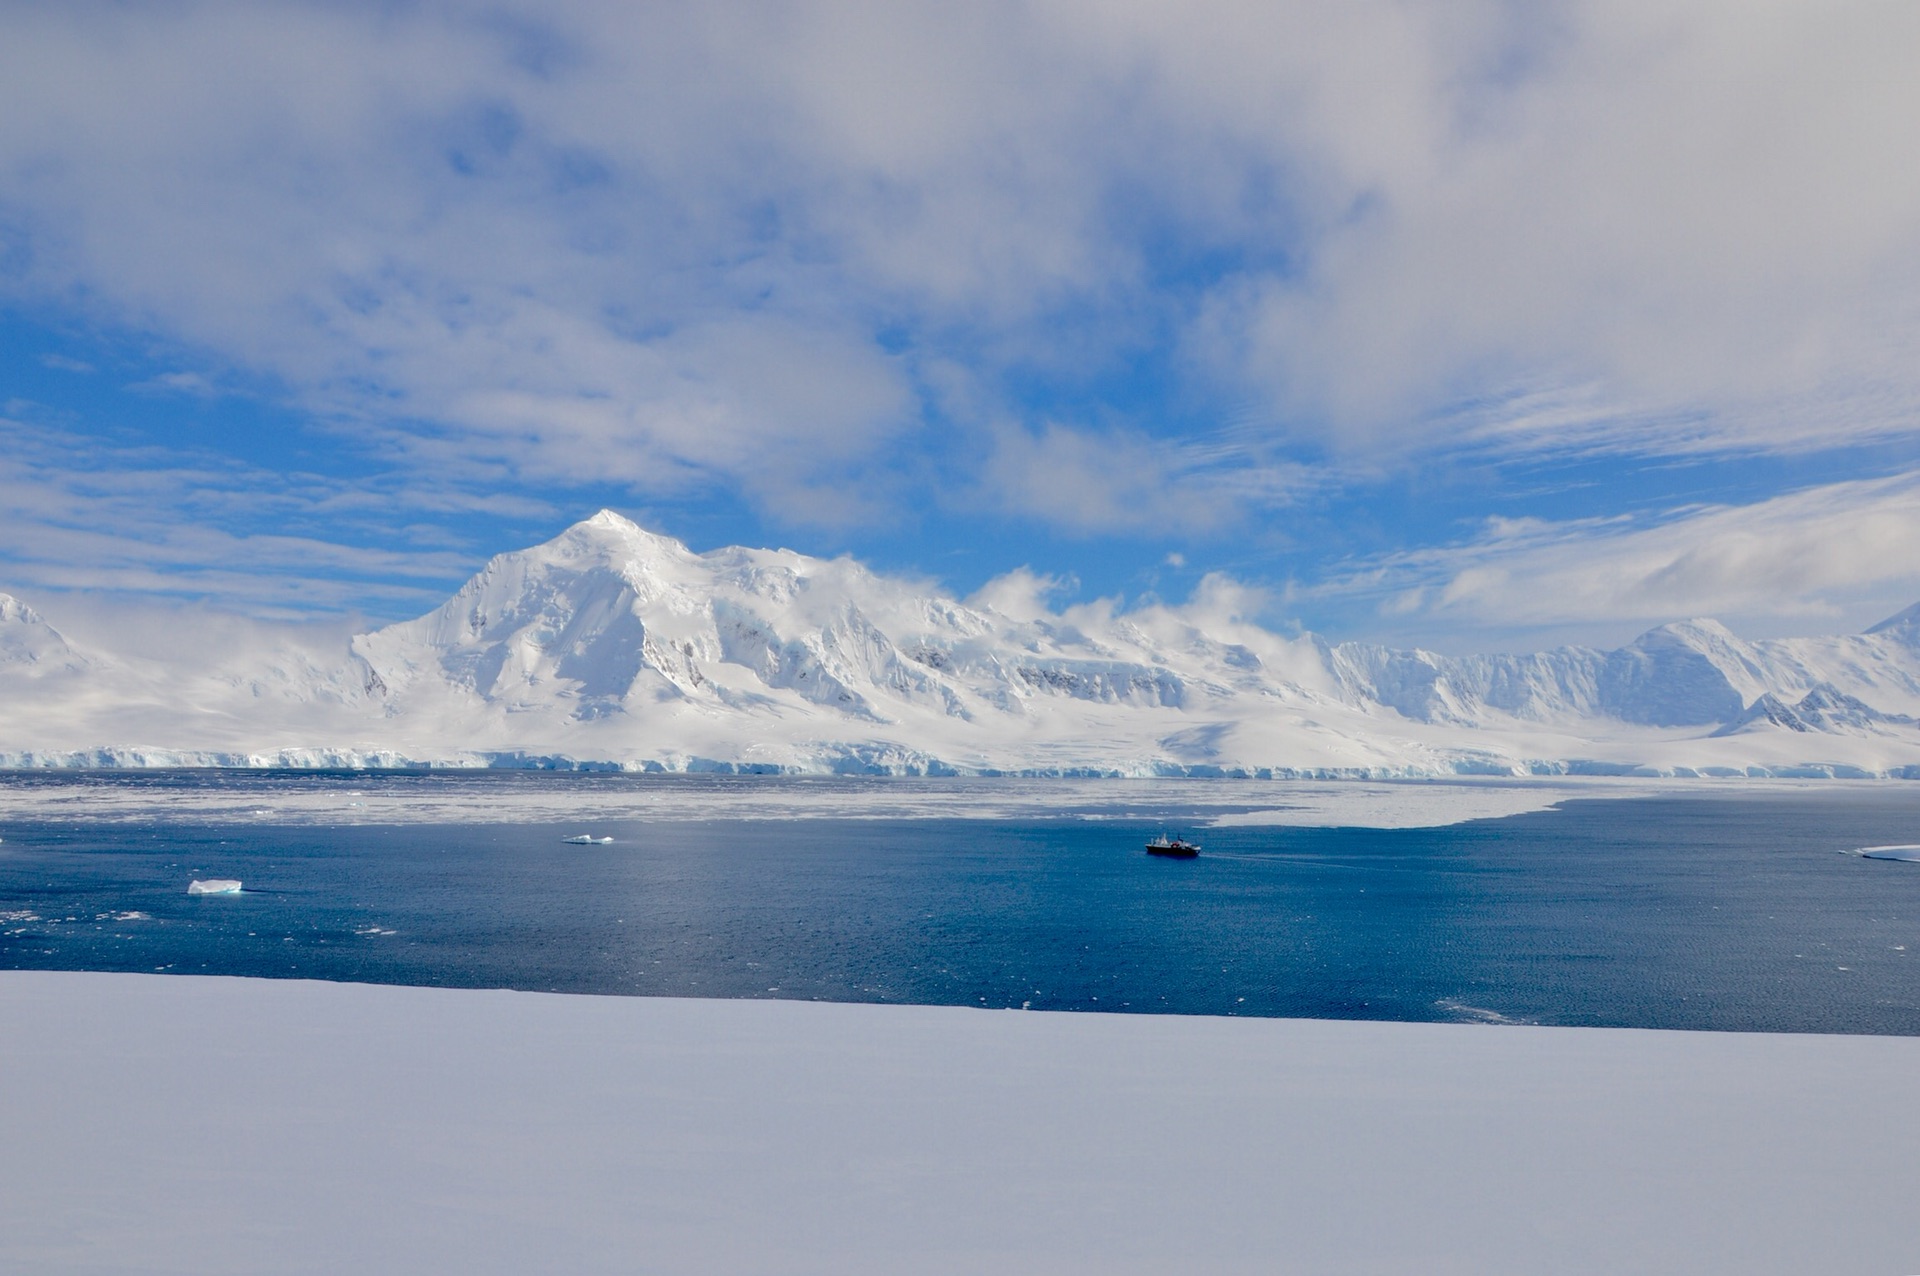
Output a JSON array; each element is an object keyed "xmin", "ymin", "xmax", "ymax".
[{"xmin": 5, "ymin": 513, "xmax": 1920, "ymax": 779}]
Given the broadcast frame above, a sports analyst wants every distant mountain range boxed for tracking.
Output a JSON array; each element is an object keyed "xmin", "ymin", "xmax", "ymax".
[{"xmin": 5, "ymin": 510, "xmax": 1920, "ymax": 777}]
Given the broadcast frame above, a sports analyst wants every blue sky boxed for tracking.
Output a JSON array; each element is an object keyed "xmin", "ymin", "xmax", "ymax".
[{"xmin": 4, "ymin": 1, "xmax": 1920, "ymax": 652}]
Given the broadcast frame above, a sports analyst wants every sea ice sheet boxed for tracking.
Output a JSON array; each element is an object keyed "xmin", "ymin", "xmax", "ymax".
[{"xmin": 0, "ymin": 772, "xmax": 1716, "ymax": 832}]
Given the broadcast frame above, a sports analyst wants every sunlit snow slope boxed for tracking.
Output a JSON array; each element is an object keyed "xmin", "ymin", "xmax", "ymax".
[{"xmin": 6, "ymin": 510, "xmax": 1920, "ymax": 776}]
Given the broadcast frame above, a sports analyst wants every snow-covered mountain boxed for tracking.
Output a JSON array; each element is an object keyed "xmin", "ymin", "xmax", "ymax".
[
  {"xmin": 0, "ymin": 595, "xmax": 86, "ymax": 674},
  {"xmin": 6, "ymin": 510, "xmax": 1920, "ymax": 777}
]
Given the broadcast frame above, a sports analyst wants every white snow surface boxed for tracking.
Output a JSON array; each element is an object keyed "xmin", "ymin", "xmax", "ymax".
[
  {"xmin": 0, "ymin": 771, "xmax": 1663, "ymax": 830},
  {"xmin": 1, "ymin": 971, "xmax": 1915, "ymax": 1275},
  {"xmin": 7, "ymin": 509, "xmax": 1920, "ymax": 777}
]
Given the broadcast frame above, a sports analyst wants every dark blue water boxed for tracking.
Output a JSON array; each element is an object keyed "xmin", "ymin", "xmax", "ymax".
[{"xmin": 4, "ymin": 777, "xmax": 1919, "ymax": 1033}]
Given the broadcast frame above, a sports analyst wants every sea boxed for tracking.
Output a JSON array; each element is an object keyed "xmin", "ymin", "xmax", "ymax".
[{"xmin": 3, "ymin": 772, "xmax": 1918, "ymax": 1035}]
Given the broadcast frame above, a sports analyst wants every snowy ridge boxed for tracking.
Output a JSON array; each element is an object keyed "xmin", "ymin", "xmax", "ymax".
[
  {"xmin": 7, "ymin": 512, "xmax": 1920, "ymax": 776},
  {"xmin": 0, "ymin": 593, "xmax": 86, "ymax": 674}
]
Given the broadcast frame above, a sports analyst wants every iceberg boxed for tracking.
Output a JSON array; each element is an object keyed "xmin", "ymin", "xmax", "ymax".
[
  {"xmin": 561, "ymin": 834, "xmax": 613, "ymax": 845},
  {"xmin": 187, "ymin": 879, "xmax": 243, "ymax": 894}
]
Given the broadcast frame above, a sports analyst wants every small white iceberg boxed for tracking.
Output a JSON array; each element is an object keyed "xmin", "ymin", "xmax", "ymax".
[
  {"xmin": 187, "ymin": 879, "xmax": 243, "ymax": 895},
  {"xmin": 1860, "ymin": 845, "xmax": 1920, "ymax": 862},
  {"xmin": 561, "ymin": 834, "xmax": 614, "ymax": 845}
]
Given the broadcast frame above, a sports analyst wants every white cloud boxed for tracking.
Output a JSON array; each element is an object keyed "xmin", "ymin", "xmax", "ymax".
[
  {"xmin": 980, "ymin": 421, "xmax": 1303, "ymax": 535},
  {"xmin": 1323, "ymin": 473, "xmax": 1920, "ymax": 642},
  {"xmin": 0, "ymin": 414, "xmax": 502, "ymax": 616},
  {"xmin": 131, "ymin": 371, "xmax": 221, "ymax": 397},
  {"xmin": 1179, "ymin": 0, "xmax": 1920, "ymax": 454},
  {"xmin": 0, "ymin": 4, "xmax": 922, "ymax": 513},
  {"xmin": 968, "ymin": 567, "xmax": 1074, "ymax": 625}
]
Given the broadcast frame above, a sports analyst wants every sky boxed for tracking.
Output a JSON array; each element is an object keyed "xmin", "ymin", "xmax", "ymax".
[{"xmin": 4, "ymin": 0, "xmax": 1920, "ymax": 653}]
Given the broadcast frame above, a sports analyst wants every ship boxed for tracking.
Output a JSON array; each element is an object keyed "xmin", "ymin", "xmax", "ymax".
[{"xmin": 1145, "ymin": 834, "xmax": 1200, "ymax": 859}]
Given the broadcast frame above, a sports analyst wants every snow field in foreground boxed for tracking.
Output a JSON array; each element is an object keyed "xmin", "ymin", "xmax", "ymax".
[{"xmin": 2, "ymin": 972, "xmax": 1916, "ymax": 1275}]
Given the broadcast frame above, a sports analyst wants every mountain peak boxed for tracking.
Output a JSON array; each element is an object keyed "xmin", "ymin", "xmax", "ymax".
[
  {"xmin": 555, "ymin": 510, "xmax": 695, "ymax": 565},
  {"xmin": 1642, "ymin": 617, "xmax": 1739, "ymax": 645},
  {"xmin": 0, "ymin": 592, "xmax": 42, "ymax": 623},
  {"xmin": 0, "ymin": 592, "xmax": 84, "ymax": 671},
  {"xmin": 1866, "ymin": 601, "xmax": 1920, "ymax": 638}
]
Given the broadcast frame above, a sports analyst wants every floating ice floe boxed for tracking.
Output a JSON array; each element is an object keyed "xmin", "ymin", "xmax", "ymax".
[
  {"xmin": 1860, "ymin": 845, "xmax": 1920, "ymax": 862},
  {"xmin": 1434, "ymin": 998, "xmax": 1534, "ymax": 1025},
  {"xmin": 187, "ymin": 879, "xmax": 243, "ymax": 894},
  {"xmin": 562, "ymin": 834, "xmax": 614, "ymax": 845}
]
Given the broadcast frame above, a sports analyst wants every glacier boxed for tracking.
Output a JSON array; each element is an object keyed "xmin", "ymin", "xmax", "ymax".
[{"xmin": 5, "ymin": 509, "xmax": 1920, "ymax": 778}]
